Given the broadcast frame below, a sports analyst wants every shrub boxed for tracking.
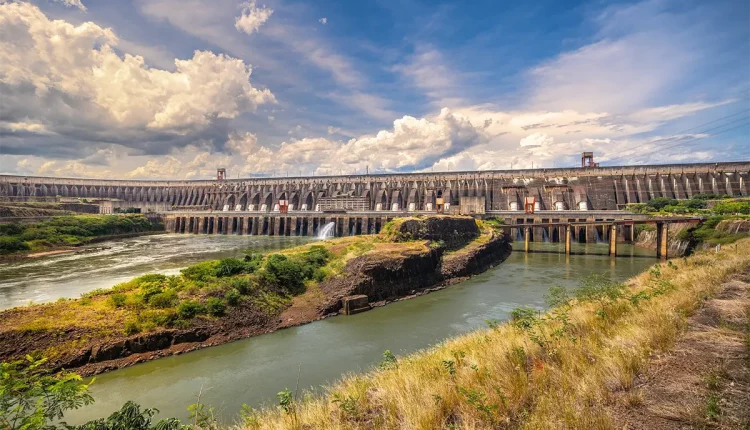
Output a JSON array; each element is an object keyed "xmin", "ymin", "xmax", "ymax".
[
  {"xmin": 712, "ymin": 201, "xmax": 750, "ymax": 215},
  {"xmin": 206, "ymin": 297, "xmax": 227, "ymax": 316},
  {"xmin": 0, "ymin": 236, "xmax": 30, "ymax": 254},
  {"xmin": 177, "ymin": 300, "xmax": 205, "ymax": 319},
  {"xmin": 124, "ymin": 318, "xmax": 141, "ymax": 335},
  {"xmin": 0, "ymin": 223, "xmax": 23, "ymax": 236},
  {"xmin": 682, "ymin": 199, "xmax": 708, "ymax": 210},
  {"xmin": 180, "ymin": 261, "xmax": 220, "ymax": 283},
  {"xmin": 147, "ymin": 290, "xmax": 177, "ymax": 309},
  {"xmin": 230, "ymin": 277, "xmax": 253, "ymax": 295},
  {"xmin": 215, "ymin": 258, "xmax": 247, "ymax": 277},
  {"xmin": 225, "ymin": 289, "xmax": 241, "ymax": 306},
  {"xmin": 108, "ymin": 293, "xmax": 127, "ymax": 308},
  {"xmin": 648, "ymin": 197, "xmax": 678, "ymax": 210},
  {"xmin": 261, "ymin": 254, "xmax": 306, "ymax": 295},
  {"xmin": 140, "ymin": 283, "xmax": 164, "ymax": 303}
]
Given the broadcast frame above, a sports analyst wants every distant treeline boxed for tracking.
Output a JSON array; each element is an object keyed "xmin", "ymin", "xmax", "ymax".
[{"xmin": 0, "ymin": 215, "xmax": 163, "ymax": 255}]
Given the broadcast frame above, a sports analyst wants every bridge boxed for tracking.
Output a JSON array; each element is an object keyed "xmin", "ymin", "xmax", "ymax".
[{"xmin": 2, "ymin": 162, "xmax": 748, "ymax": 214}]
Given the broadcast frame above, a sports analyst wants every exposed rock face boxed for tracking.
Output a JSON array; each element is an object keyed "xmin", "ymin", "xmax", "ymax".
[
  {"xmin": 393, "ymin": 216, "xmax": 479, "ymax": 249},
  {"xmin": 635, "ymin": 223, "xmax": 693, "ymax": 256},
  {"xmin": 716, "ymin": 219, "xmax": 750, "ymax": 234},
  {"xmin": 321, "ymin": 218, "xmax": 511, "ymax": 314}
]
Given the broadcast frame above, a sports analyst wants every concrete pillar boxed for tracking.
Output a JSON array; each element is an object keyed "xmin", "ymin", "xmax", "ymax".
[
  {"xmin": 609, "ymin": 224, "xmax": 617, "ymax": 256},
  {"xmin": 342, "ymin": 217, "xmax": 350, "ymax": 236},
  {"xmin": 524, "ymin": 227, "xmax": 531, "ymax": 253},
  {"xmin": 290, "ymin": 216, "xmax": 298, "ymax": 236},
  {"xmin": 362, "ymin": 217, "xmax": 369, "ymax": 235},
  {"xmin": 197, "ymin": 217, "xmax": 204, "ymax": 234},
  {"xmin": 252, "ymin": 217, "xmax": 259, "ymax": 235},
  {"xmin": 565, "ymin": 225, "xmax": 572, "ymax": 255},
  {"xmin": 656, "ymin": 222, "xmax": 668, "ymax": 259},
  {"xmin": 273, "ymin": 217, "xmax": 280, "ymax": 236},
  {"xmin": 212, "ymin": 216, "xmax": 218, "ymax": 234},
  {"xmin": 307, "ymin": 218, "xmax": 315, "ymax": 236}
]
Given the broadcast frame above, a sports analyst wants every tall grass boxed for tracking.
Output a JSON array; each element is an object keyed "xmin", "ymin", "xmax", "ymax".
[{"xmin": 237, "ymin": 239, "xmax": 750, "ymax": 430}]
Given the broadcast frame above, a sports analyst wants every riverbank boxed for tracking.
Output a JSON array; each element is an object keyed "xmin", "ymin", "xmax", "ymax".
[
  {"xmin": 0, "ymin": 214, "xmax": 164, "ymax": 260},
  {"xmin": 0, "ymin": 216, "xmax": 511, "ymax": 376},
  {"xmin": 237, "ymin": 239, "xmax": 750, "ymax": 429}
]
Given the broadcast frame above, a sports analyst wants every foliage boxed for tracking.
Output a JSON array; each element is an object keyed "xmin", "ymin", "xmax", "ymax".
[
  {"xmin": 0, "ymin": 357, "xmax": 94, "ymax": 430},
  {"xmin": 205, "ymin": 298, "xmax": 227, "ymax": 317},
  {"xmin": 224, "ymin": 289, "xmax": 241, "ymax": 306},
  {"xmin": 0, "ymin": 215, "xmax": 159, "ymax": 255},
  {"xmin": 0, "ymin": 237, "xmax": 30, "ymax": 255},
  {"xmin": 276, "ymin": 388, "xmax": 294, "ymax": 414},
  {"xmin": 177, "ymin": 300, "xmax": 205, "ymax": 319},
  {"xmin": 378, "ymin": 350, "xmax": 398, "ymax": 370},
  {"xmin": 75, "ymin": 401, "xmax": 186, "ymax": 430},
  {"xmin": 712, "ymin": 201, "xmax": 750, "ymax": 215}
]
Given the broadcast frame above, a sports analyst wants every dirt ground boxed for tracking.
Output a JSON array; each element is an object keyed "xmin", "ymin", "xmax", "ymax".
[{"xmin": 609, "ymin": 270, "xmax": 750, "ymax": 429}]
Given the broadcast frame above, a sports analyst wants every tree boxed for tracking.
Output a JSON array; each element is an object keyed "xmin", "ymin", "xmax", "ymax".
[{"xmin": 0, "ymin": 357, "xmax": 94, "ymax": 430}]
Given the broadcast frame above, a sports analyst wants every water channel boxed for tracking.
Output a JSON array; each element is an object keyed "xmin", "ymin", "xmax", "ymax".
[{"xmin": 7, "ymin": 235, "xmax": 656, "ymax": 424}]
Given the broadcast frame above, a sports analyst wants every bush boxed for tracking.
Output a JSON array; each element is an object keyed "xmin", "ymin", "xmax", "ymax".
[
  {"xmin": 0, "ymin": 236, "xmax": 30, "ymax": 254},
  {"xmin": 206, "ymin": 297, "xmax": 227, "ymax": 316},
  {"xmin": 215, "ymin": 258, "xmax": 243, "ymax": 277},
  {"xmin": 230, "ymin": 277, "xmax": 253, "ymax": 295},
  {"xmin": 124, "ymin": 318, "xmax": 141, "ymax": 335},
  {"xmin": 648, "ymin": 197, "xmax": 678, "ymax": 210},
  {"xmin": 682, "ymin": 199, "xmax": 707, "ymax": 210},
  {"xmin": 147, "ymin": 290, "xmax": 177, "ymax": 309},
  {"xmin": 225, "ymin": 289, "xmax": 241, "ymax": 306},
  {"xmin": 0, "ymin": 223, "xmax": 23, "ymax": 236},
  {"xmin": 180, "ymin": 261, "xmax": 220, "ymax": 283},
  {"xmin": 261, "ymin": 254, "xmax": 306, "ymax": 295},
  {"xmin": 177, "ymin": 300, "xmax": 205, "ymax": 319},
  {"xmin": 712, "ymin": 201, "xmax": 750, "ymax": 215},
  {"xmin": 108, "ymin": 293, "xmax": 127, "ymax": 308}
]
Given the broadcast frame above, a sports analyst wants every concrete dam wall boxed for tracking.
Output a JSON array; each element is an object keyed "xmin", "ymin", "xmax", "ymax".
[{"xmin": 2, "ymin": 162, "xmax": 748, "ymax": 214}]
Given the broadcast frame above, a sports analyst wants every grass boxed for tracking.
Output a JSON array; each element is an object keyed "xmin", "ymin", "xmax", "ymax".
[{"xmin": 235, "ymin": 239, "xmax": 750, "ymax": 430}]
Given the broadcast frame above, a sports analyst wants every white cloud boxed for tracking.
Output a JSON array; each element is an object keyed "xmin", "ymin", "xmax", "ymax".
[
  {"xmin": 49, "ymin": 0, "xmax": 86, "ymax": 12},
  {"xmin": 0, "ymin": 2, "xmax": 274, "ymax": 145},
  {"xmin": 319, "ymin": 17, "xmax": 327, "ymax": 25},
  {"xmin": 235, "ymin": 1, "xmax": 273, "ymax": 35}
]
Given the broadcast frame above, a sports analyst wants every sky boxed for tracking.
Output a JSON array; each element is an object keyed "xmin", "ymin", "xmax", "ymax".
[{"xmin": 0, "ymin": 0, "xmax": 748, "ymax": 180}]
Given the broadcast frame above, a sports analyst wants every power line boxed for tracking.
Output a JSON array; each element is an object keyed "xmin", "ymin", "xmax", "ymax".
[
  {"xmin": 606, "ymin": 114, "xmax": 750, "ymax": 164},
  {"xmin": 608, "ymin": 120, "xmax": 749, "ymax": 164}
]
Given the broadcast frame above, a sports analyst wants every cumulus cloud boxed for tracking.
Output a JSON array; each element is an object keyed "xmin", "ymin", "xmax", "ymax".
[
  {"xmin": 319, "ymin": 17, "xmax": 327, "ymax": 25},
  {"xmin": 235, "ymin": 1, "xmax": 273, "ymax": 35},
  {"xmin": 49, "ymin": 0, "xmax": 86, "ymax": 11},
  {"xmin": 0, "ymin": 1, "xmax": 274, "ymax": 157}
]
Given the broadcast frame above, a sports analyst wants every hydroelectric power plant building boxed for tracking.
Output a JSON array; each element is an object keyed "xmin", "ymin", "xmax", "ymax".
[{"xmin": 2, "ymin": 161, "xmax": 749, "ymax": 253}]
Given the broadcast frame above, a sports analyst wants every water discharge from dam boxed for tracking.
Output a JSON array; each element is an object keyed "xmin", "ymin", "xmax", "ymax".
[
  {"xmin": 41, "ymin": 237, "xmax": 657, "ymax": 424},
  {"xmin": 317, "ymin": 221, "xmax": 336, "ymax": 239}
]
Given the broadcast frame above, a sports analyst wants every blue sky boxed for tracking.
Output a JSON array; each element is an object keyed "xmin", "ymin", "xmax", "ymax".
[{"xmin": 1, "ymin": 0, "xmax": 748, "ymax": 179}]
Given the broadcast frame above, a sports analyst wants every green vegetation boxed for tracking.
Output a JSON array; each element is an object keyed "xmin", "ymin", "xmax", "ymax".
[
  {"xmin": 675, "ymin": 215, "xmax": 750, "ymax": 246},
  {"xmin": 628, "ymin": 195, "xmax": 749, "ymax": 216},
  {"xmin": 0, "ymin": 215, "xmax": 162, "ymax": 255}
]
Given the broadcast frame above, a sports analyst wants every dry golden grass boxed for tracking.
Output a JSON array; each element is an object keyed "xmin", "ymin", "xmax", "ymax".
[{"xmin": 235, "ymin": 239, "xmax": 750, "ymax": 430}]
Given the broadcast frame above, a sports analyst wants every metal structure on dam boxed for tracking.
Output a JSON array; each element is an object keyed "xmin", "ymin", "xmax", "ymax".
[{"xmin": 2, "ymin": 162, "xmax": 748, "ymax": 213}]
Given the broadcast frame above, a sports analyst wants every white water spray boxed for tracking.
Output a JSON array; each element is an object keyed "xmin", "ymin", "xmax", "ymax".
[{"xmin": 317, "ymin": 222, "xmax": 335, "ymax": 239}]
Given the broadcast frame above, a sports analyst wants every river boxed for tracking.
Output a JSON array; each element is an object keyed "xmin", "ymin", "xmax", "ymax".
[{"xmin": 24, "ymin": 237, "xmax": 656, "ymax": 425}]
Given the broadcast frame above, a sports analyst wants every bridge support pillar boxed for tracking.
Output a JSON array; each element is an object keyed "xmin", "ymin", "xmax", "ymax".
[
  {"xmin": 609, "ymin": 224, "xmax": 618, "ymax": 257},
  {"xmin": 565, "ymin": 226, "xmax": 572, "ymax": 255},
  {"xmin": 656, "ymin": 222, "xmax": 668, "ymax": 259},
  {"xmin": 524, "ymin": 227, "xmax": 530, "ymax": 253},
  {"xmin": 214, "ymin": 216, "xmax": 220, "ymax": 235}
]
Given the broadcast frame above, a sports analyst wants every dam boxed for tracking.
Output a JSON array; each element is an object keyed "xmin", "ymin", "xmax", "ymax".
[{"xmin": 2, "ymin": 162, "xmax": 748, "ymax": 214}]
